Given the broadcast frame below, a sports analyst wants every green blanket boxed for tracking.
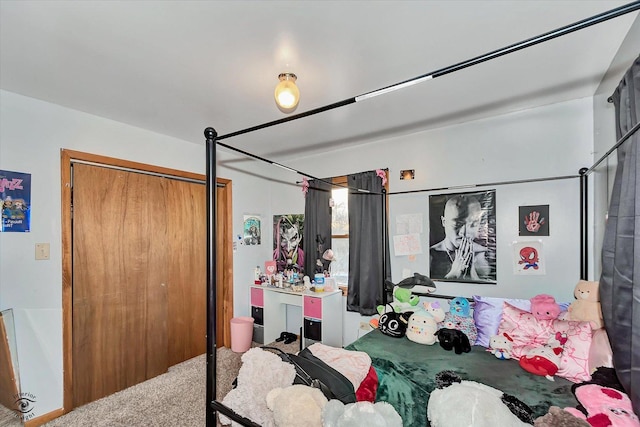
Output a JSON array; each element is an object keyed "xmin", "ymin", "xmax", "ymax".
[{"xmin": 345, "ymin": 329, "xmax": 578, "ymax": 426}]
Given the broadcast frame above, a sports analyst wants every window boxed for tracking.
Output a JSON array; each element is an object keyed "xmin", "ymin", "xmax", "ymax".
[{"xmin": 330, "ymin": 186, "xmax": 349, "ymax": 286}]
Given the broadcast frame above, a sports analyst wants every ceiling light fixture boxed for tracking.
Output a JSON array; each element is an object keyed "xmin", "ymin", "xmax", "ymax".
[{"xmin": 274, "ymin": 72, "xmax": 300, "ymax": 113}]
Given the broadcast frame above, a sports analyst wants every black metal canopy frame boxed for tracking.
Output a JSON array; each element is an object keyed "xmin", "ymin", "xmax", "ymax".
[{"xmin": 203, "ymin": 3, "xmax": 640, "ymax": 426}]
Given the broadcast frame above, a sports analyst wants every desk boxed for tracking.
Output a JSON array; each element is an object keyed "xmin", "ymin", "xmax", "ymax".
[{"xmin": 250, "ymin": 285, "xmax": 343, "ymax": 348}]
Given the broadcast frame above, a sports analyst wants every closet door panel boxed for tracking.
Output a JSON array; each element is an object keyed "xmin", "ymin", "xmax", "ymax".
[
  {"xmin": 72, "ymin": 164, "xmax": 168, "ymax": 407},
  {"xmin": 166, "ymin": 178, "xmax": 206, "ymax": 367}
]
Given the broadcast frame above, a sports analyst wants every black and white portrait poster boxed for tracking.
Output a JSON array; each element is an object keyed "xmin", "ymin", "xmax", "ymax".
[{"xmin": 429, "ymin": 190, "xmax": 497, "ymax": 284}]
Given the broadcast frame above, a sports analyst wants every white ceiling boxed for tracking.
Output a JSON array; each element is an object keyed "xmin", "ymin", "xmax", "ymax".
[{"xmin": 1, "ymin": 1, "xmax": 638, "ymax": 161}]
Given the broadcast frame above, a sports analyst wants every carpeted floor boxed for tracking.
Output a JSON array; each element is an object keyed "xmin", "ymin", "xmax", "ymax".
[{"xmin": 0, "ymin": 339, "xmax": 299, "ymax": 427}]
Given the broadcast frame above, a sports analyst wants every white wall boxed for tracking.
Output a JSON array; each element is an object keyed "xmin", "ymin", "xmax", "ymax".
[
  {"xmin": 0, "ymin": 90, "xmax": 601, "ymax": 417},
  {"xmin": 293, "ymin": 97, "xmax": 594, "ymax": 323},
  {"xmin": 0, "ymin": 90, "xmax": 279, "ymax": 418}
]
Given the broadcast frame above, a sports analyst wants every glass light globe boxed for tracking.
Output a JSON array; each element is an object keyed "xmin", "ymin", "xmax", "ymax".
[{"xmin": 274, "ymin": 73, "xmax": 300, "ymax": 112}]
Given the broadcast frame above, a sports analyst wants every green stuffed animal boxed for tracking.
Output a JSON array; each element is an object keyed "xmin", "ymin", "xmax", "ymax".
[{"xmin": 377, "ymin": 286, "xmax": 419, "ymax": 314}]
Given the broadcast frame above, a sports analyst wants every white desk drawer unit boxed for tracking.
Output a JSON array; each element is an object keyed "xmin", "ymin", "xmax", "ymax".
[{"xmin": 250, "ymin": 285, "xmax": 343, "ymax": 348}]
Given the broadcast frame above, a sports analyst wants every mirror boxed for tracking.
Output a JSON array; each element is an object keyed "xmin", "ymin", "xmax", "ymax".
[{"xmin": 0, "ymin": 309, "xmax": 21, "ymax": 422}]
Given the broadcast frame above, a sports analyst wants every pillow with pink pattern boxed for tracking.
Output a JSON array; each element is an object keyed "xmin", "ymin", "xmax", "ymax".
[{"xmin": 497, "ymin": 302, "xmax": 593, "ymax": 383}]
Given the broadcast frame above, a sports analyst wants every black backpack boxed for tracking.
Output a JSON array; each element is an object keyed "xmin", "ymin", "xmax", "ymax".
[{"xmin": 262, "ymin": 346, "xmax": 356, "ymax": 403}]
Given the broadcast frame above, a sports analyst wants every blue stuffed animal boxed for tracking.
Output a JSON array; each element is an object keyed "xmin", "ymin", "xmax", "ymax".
[{"xmin": 438, "ymin": 297, "xmax": 478, "ymax": 344}]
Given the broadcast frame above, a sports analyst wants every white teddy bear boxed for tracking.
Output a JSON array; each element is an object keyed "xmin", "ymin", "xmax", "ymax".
[
  {"xmin": 322, "ymin": 399, "xmax": 403, "ymax": 427},
  {"xmin": 266, "ymin": 384, "xmax": 328, "ymax": 427}
]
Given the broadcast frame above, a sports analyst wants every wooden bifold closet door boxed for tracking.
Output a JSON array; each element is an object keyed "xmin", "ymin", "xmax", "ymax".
[{"xmin": 72, "ymin": 163, "xmax": 206, "ymax": 407}]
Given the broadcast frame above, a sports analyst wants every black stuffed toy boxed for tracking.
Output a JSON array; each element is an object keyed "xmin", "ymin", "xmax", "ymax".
[
  {"xmin": 435, "ymin": 328, "xmax": 471, "ymax": 354},
  {"xmin": 378, "ymin": 304, "xmax": 413, "ymax": 338}
]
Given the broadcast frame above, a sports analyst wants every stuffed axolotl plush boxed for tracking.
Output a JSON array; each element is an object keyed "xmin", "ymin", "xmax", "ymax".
[{"xmin": 564, "ymin": 384, "xmax": 640, "ymax": 427}]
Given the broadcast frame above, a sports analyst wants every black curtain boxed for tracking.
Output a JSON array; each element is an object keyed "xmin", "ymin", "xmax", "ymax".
[
  {"xmin": 303, "ymin": 179, "xmax": 332, "ymax": 278},
  {"xmin": 600, "ymin": 55, "xmax": 639, "ymax": 415},
  {"xmin": 347, "ymin": 170, "xmax": 391, "ymax": 315}
]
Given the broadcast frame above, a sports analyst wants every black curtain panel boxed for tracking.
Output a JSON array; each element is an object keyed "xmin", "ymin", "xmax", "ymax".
[
  {"xmin": 303, "ymin": 179, "xmax": 332, "ymax": 278},
  {"xmin": 347, "ymin": 170, "xmax": 391, "ymax": 315},
  {"xmin": 600, "ymin": 55, "xmax": 639, "ymax": 415}
]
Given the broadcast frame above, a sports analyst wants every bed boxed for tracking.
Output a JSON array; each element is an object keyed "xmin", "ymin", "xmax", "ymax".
[{"xmin": 345, "ymin": 328, "xmax": 578, "ymax": 427}]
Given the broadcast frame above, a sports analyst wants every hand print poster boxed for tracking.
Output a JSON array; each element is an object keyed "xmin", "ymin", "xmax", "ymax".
[
  {"xmin": 429, "ymin": 190, "xmax": 497, "ymax": 284},
  {"xmin": 519, "ymin": 205, "xmax": 549, "ymax": 236},
  {"xmin": 273, "ymin": 214, "xmax": 305, "ymax": 274}
]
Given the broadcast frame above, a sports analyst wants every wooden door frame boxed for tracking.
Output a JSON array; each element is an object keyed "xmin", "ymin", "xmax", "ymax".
[{"xmin": 60, "ymin": 149, "xmax": 233, "ymax": 412}]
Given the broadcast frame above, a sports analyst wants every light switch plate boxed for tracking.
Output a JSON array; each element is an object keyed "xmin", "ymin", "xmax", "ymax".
[{"xmin": 35, "ymin": 243, "xmax": 50, "ymax": 260}]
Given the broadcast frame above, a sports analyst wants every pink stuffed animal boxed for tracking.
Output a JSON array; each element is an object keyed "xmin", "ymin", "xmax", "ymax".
[
  {"xmin": 564, "ymin": 384, "xmax": 640, "ymax": 427},
  {"xmin": 530, "ymin": 294, "xmax": 561, "ymax": 321}
]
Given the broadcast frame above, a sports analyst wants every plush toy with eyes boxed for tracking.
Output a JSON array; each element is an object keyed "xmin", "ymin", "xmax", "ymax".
[
  {"xmin": 438, "ymin": 297, "xmax": 478, "ymax": 343},
  {"xmin": 377, "ymin": 303, "xmax": 413, "ymax": 338},
  {"xmin": 530, "ymin": 294, "xmax": 561, "ymax": 321},
  {"xmin": 564, "ymin": 384, "xmax": 640, "ymax": 427}
]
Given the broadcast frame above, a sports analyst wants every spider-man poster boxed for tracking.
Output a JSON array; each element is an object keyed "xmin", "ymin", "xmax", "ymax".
[{"xmin": 513, "ymin": 240, "xmax": 546, "ymax": 275}]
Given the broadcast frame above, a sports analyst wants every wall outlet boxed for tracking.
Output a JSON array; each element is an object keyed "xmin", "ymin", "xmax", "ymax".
[
  {"xmin": 35, "ymin": 243, "xmax": 50, "ymax": 260},
  {"xmin": 359, "ymin": 321, "xmax": 371, "ymax": 331}
]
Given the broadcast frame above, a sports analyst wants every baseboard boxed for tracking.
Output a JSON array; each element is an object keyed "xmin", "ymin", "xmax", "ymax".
[{"xmin": 24, "ymin": 408, "xmax": 65, "ymax": 427}]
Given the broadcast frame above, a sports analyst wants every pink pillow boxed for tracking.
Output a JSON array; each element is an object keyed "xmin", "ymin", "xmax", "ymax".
[
  {"xmin": 498, "ymin": 302, "xmax": 593, "ymax": 383},
  {"xmin": 472, "ymin": 295, "xmax": 531, "ymax": 347},
  {"xmin": 588, "ymin": 328, "xmax": 613, "ymax": 373}
]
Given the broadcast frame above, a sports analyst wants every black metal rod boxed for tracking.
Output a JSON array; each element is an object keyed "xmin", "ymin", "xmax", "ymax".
[
  {"xmin": 382, "ymin": 188, "xmax": 388, "ymax": 306},
  {"xmin": 218, "ymin": 98, "xmax": 355, "ymax": 141},
  {"xmin": 584, "ymin": 120, "xmax": 640, "ymax": 175},
  {"xmin": 389, "ymin": 174, "xmax": 578, "ymax": 196},
  {"xmin": 216, "ymin": 1, "xmax": 640, "ymax": 143},
  {"xmin": 204, "ymin": 127, "xmax": 218, "ymax": 427},
  {"xmin": 579, "ymin": 167, "xmax": 589, "ymax": 280},
  {"xmin": 211, "ymin": 401, "xmax": 261, "ymax": 427}
]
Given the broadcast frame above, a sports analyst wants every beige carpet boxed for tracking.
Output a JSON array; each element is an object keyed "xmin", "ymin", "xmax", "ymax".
[{"xmin": 0, "ymin": 340, "xmax": 299, "ymax": 427}]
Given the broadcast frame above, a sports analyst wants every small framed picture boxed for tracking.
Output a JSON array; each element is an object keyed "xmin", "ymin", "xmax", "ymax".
[{"xmin": 519, "ymin": 205, "xmax": 549, "ymax": 236}]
